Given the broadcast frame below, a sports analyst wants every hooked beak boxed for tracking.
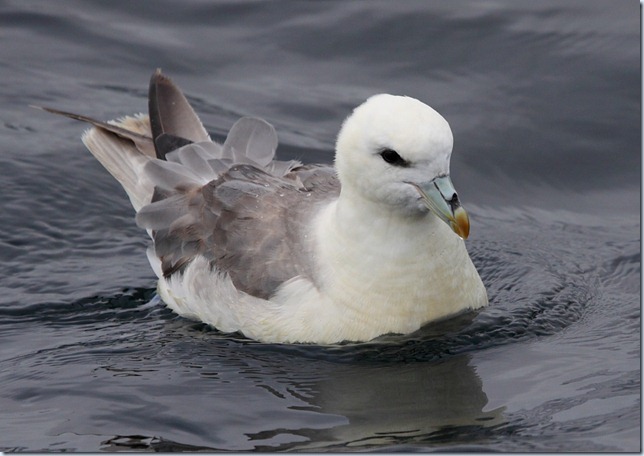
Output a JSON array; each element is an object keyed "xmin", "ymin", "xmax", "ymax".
[{"xmin": 408, "ymin": 175, "xmax": 470, "ymax": 240}]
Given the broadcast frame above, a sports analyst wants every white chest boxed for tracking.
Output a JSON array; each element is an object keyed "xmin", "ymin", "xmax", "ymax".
[{"xmin": 311, "ymin": 200, "xmax": 486, "ymax": 338}]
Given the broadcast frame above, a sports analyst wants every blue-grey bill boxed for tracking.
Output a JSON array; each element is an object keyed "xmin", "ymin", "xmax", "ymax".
[{"xmin": 409, "ymin": 175, "xmax": 470, "ymax": 240}]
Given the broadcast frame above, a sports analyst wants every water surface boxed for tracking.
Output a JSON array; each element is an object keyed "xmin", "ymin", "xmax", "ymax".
[{"xmin": 0, "ymin": 0, "xmax": 640, "ymax": 452}]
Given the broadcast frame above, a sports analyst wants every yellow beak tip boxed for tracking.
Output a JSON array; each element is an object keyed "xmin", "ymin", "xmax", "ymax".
[{"xmin": 452, "ymin": 208, "xmax": 470, "ymax": 240}]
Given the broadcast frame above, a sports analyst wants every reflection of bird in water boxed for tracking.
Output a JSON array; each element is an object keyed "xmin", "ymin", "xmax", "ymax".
[
  {"xmin": 99, "ymin": 350, "xmax": 504, "ymax": 452},
  {"xmin": 262, "ymin": 354, "xmax": 506, "ymax": 450},
  {"xmin": 37, "ymin": 70, "xmax": 486, "ymax": 343}
]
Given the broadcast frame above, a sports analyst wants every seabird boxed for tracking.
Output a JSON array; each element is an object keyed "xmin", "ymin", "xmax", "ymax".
[{"xmin": 38, "ymin": 70, "xmax": 487, "ymax": 343}]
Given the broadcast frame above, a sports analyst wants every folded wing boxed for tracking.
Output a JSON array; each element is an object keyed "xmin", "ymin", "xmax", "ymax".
[{"xmin": 40, "ymin": 70, "xmax": 339, "ymax": 300}]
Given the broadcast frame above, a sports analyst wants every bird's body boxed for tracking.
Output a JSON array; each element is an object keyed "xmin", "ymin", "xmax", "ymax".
[{"xmin": 42, "ymin": 71, "xmax": 487, "ymax": 344}]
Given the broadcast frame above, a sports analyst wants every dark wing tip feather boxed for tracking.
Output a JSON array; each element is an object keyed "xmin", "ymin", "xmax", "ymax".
[
  {"xmin": 32, "ymin": 105, "xmax": 151, "ymax": 142},
  {"xmin": 32, "ymin": 105, "xmax": 155, "ymax": 158},
  {"xmin": 148, "ymin": 70, "xmax": 210, "ymax": 161}
]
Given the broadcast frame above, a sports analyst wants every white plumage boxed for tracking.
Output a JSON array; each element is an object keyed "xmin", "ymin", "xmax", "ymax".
[{"xmin": 41, "ymin": 70, "xmax": 487, "ymax": 344}]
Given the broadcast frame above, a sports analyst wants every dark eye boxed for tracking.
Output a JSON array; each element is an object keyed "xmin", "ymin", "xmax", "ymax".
[{"xmin": 380, "ymin": 149, "xmax": 409, "ymax": 167}]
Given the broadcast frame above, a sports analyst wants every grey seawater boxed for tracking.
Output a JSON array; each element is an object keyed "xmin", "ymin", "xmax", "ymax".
[{"xmin": 0, "ymin": 0, "xmax": 639, "ymax": 452}]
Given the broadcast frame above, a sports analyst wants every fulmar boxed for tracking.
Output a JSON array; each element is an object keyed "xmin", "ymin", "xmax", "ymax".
[{"xmin": 38, "ymin": 70, "xmax": 487, "ymax": 344}]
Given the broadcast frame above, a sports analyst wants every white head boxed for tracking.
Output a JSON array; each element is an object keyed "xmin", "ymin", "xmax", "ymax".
[{"xmin": 335, "ymin": 94, "xmax": 469, "ymax": 238}]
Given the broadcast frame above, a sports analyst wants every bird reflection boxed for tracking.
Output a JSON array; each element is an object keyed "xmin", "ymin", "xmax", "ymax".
[
  {"xmin": 99, "ymin": 317, "xmax": 506, "ymax": 451},
  {"xmin": 249, "ymin": 353, "xmax": 506, "ymax": 450}
]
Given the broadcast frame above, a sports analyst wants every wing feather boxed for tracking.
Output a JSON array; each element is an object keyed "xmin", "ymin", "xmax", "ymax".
[
  {"xmin": 222, "ymin": 117, "xmax": 278, "ymax": 166},
  {"xmin": 148, "ymin": 69, "xmax": 210, "ymax": 159},
  {"xmin": 135, "ymin": 163, "xmax": 339, "ymax": 298},
  {"xmin": 37, "ymin": 69, "xmax": 337, "ymax": 300}
]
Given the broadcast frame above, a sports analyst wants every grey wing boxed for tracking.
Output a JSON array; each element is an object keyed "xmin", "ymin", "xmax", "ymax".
[
  {"xmin": 136, "ymin": 163, "xmax": 339, "ymax": 300},
  {"xmin": 39, "ymin": 69, "xmax": 337, "ymax": 299}
]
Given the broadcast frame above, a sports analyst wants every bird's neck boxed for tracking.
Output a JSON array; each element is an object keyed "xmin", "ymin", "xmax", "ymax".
[{"xmin": 331, "ymin": 186, "xmax": 443, "ymax": 246}]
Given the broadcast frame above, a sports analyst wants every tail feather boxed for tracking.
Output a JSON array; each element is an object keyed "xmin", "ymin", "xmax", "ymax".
[{"xmin": 81, "ymin": 124, "xmax": 153, "ymax": 212}]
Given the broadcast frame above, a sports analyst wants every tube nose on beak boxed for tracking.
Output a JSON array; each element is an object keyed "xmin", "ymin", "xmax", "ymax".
[{"xmin": 409, "ymin": 175, "xmax": 470, "ymax": 240}]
